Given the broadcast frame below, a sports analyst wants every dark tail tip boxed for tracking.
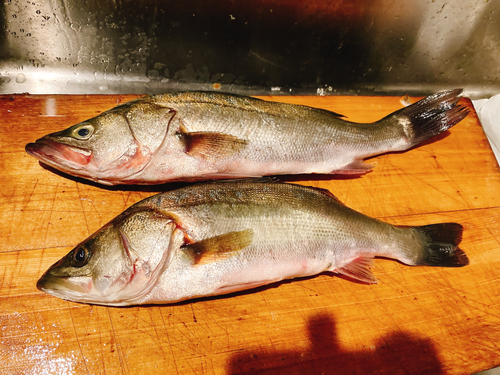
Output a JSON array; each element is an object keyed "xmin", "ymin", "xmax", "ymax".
[
  {"xmin": 394, "ymin": 89, "xmax": 470, "ymax": 147},
  {"xmin": 414, "ymin": 223, "xmax": 469, "ymax": 267}
]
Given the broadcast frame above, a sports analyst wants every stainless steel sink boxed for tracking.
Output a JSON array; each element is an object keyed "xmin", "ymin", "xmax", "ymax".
[{"xmin": 1, "ymin": 0, "xmax": 499, "ymax": 98}]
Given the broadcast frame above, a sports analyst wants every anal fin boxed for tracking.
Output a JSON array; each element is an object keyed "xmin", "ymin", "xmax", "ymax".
[
  {"xmin": 182, "ymin": 229, "xmax": 253, "ymax": 265},
  {"xmin": 336, "ymin": 256, "xmax": 378, "ymax": 284},
  {"xmin": 331, "ymin": 160, "xmax": 374, "ymax": 175}
]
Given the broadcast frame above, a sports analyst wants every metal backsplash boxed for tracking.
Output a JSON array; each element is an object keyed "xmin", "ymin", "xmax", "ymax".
[{"xmin": 1, "ymin": 0, "xmax": 499, "ymax": 98}]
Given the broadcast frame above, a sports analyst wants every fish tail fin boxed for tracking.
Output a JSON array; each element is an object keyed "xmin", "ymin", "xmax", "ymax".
[
  {"xmin": 384, "ymin": 89, "xmax": 470, "ymax": 150},
  {"xmin": 411, "ymin": 223, "xmax": 469, "ymax": 267}
]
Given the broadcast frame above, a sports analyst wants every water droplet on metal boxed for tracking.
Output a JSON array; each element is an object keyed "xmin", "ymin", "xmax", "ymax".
[{"xmin": 16, "ymin": 73, "xmax": 26, "ymax": 83}]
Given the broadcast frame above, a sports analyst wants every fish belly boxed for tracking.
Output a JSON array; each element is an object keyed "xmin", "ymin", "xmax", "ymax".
[{"xmin": 146, "ymin": 242, "xmax": 338, "ymax": 304}]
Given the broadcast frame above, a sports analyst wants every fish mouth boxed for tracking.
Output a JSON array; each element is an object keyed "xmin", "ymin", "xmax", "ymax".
[
  {"xmin": 25, "ymin": 138, "xmax": 92, "ymax": 169},
  {"xmin": 37, "ymin": 272, "xmax": 95, "ymax": 302},
  {"xmin": 36, "ymin": 271, "xmax": 144, "ymax": 307}
]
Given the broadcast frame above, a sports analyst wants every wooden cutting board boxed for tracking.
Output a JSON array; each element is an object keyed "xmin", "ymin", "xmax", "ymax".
[{"xmin": 1, "ymin": 93, "xmax": 499, "ymax": 375}]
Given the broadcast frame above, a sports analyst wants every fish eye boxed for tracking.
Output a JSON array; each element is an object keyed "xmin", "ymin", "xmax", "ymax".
[
  {"xmin": 78, "ymin": 128, "xmax": 90, "ymax": 137},
  {"xmin": 73, "ymin": 247, "xmax": 90, "ymax": 266},
  {"xmin": 71, "ymin": 124, "xmax": 94, "ymax": 140}
]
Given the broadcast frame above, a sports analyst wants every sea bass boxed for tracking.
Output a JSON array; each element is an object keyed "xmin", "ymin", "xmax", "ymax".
[
  {"xmin": 26, "ymin": 90, "xmax": 468, "ymax": 185},
  {"xmin": 37, "ymin": 180, "xmax": 468, "ymax": 306}
]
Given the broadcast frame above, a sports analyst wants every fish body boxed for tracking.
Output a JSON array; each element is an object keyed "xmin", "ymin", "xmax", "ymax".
[
  {"xmin": 37, "ymin": 180, "xmax": 468, "ymax": 306},
  {"xmin": 26, "ymin": 90, "xmax": 468, "ymax": 185}
]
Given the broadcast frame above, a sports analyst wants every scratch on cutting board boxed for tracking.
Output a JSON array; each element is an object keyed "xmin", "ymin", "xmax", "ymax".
[
  {"xmin": 42, "ymin": 184, "xmax": 57, "ymax": 249},
  {"xmin": 75, "ymin": 183, "xmax": 91, "ymax": 237},
  {"xmin": 92, "ymin": 307, "xmax": 107, "ymax": 374},
  {"xmin": 351, "ymin": 286, "xmax": 393, "ymax": 339},
  {"xmin": 129, "ymin": 309, "xmax": 167, "ymax": 334},
  {"xmin": 173, "ymin": 319, "xmax": 205, "ymax": 353},
  {"xmin": 121, "ymin": 191, "xmax": 134, "ymax": 210},
  {"xmin": 79, "ymin": 197, "xmax": 103, "ymax": 222},
  {"xmin": 0, "ymin": 260, "xmax": 8, "ymax": 292},
  {"xmin": 147, "ymin": 308, "xmax": 169, "ymax": 361},
  {"xmin": 106, "ymin": 308, "xmax": 127, "ymax": 374},
  {"xmin": 355, "ymin": 160, "xmax": 380, "ymax": 216},
  {"xmin": 452, "ymin": 281, "xmax": 500, "ymax": 320},
  {"xmin": 24, "ymin": 179, "xmax": 39, "ymax": 211},
  {"xmin": 191, "ymin": 304, "xmax": 198, "ymax": 323},
  {"xmin": 67, "ymin": 306, "xmax": 91, "ymax": 374},
  {"xmin": 391, "ymin": 163, "xmax": 468, "ymax": 207},
  {"xmin": 158, "ymin": 310, "xmax": 181, "ymax": 374},
  {"xmin": 37, "ymin": 248, "xmax": 45, "ymax": 279},
  {"xmin": 210, "ymin": 317, "xmax": 238, "ymax": 350},
  {"xmin": 297, "ymin": 281, "xmax": 325, "ymax": 297},
  {"xmin": 341, "ymin": 177, "xmax": 354, "ymax": 209},
  {"xmin": 23, "ymin": 179, "xmax": 56, "ymax": 250},
  {"xmin": 6, "ymin": 251, "xmax": 37, "ymax": 295},
  {"xmin": 424, "ymin": 151, "xmax": 476, "ymax": 208}
]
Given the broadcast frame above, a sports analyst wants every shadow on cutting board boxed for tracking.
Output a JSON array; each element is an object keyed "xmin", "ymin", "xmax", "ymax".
[{"xmin": 227, "ymin": 313, "xmax": 443, "ymax": 375}]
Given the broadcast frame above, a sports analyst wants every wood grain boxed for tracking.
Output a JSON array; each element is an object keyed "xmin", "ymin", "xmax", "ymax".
[{"xmin": 1, "ymin": 93, "xmax": 499, "ymax": 374}]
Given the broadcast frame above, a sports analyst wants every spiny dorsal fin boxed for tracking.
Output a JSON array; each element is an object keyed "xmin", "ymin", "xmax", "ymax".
[
  {"xmin": 336, "ymin": 256, "xmax": 378, "ymax": 284},
  {"xmin": 178, "ymin": 125, "xmax": 248, "ymax": 161},
  {"xmin": 153, "ymin": 91, "xmax": 345, "ymax": 118},
  {"xmin": 182, "ymin": 229, "xmax": 253, "ymax": 265},
  {"xmin": 311, "ymin": 186, "xmax": 342, "ymax": 202}
]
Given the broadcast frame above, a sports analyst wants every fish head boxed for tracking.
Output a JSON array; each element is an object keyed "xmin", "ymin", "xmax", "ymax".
[
  {"xmin": 37, "ymin": 208, "xmax": 180, "ymax": 306},
  {"xmin": 25, "ymin": 99, "xmax": 175, "ymax": 185}
]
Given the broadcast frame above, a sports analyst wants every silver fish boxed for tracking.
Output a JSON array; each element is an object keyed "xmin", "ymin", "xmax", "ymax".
[
  {"xmin": 37, "ymin": 180, "xmax": 468, "ymax": 306},
  {"xmin": 26, "ymin": 90, "xmax": 469, "ymax": 185}
]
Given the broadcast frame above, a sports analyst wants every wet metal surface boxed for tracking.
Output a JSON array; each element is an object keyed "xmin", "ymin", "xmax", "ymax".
[{"xmin": 1, "ymin": 0, "xmax": 499, "ymax": 98}]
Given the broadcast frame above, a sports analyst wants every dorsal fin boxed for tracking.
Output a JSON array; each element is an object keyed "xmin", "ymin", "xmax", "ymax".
[
  {"xmin": 310, "ymin": 186, "xmax": 343, "ymax": 203},
  {"xmin": 152, "ymin": 91, "xmax": 345, "ymax": 118}
]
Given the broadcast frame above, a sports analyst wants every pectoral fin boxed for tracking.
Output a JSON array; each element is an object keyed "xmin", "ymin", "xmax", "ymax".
[
  {"xmin": 182, "ymin": 229, "xmax": 253, "ymax": 265},
  {"xmin": 179, "ymin": 127, "xmax": 248, "ymax": 161}
]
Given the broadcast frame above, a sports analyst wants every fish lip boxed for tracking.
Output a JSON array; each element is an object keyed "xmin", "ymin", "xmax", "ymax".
[
  {"xmin": 37, "ymin": 272, "xmax": 95, "ymax": 300},
  {"xmin": 37, "ymin": 273, "xmax": 136, "ymax": 307},
  {"xmin": 36, "ymin": 275, "xmax": 59, "ymax": 294},
  {"xmin": 36, "ymin": 271, "xmax": 70, "ymax": 292},
  {"xmin": 25, "ymin": 138, "xmax": 92, "ymax": 169}
]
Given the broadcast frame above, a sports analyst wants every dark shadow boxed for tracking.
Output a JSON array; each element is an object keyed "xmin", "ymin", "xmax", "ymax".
[{"xmin": 227, "ymin": 312, "xmax": 444, "ymax": 375}]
